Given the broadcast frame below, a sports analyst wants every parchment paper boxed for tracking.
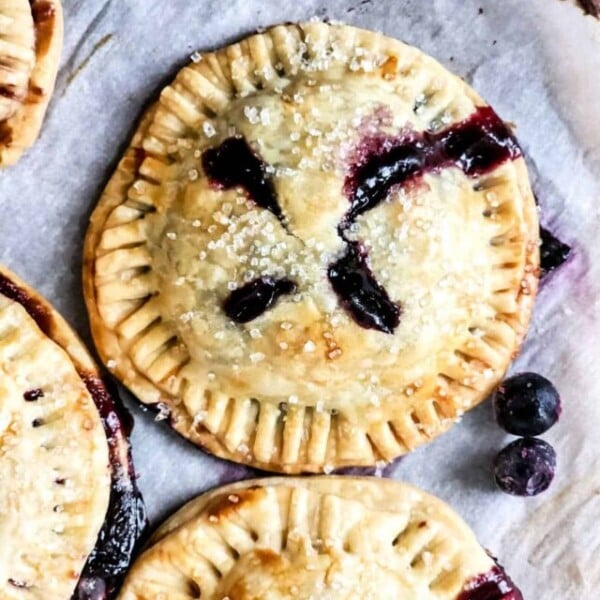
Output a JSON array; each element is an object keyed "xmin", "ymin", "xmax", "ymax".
[{"xmin": 1, "ymin": 0, "xmax": 598, "ymax": 597}]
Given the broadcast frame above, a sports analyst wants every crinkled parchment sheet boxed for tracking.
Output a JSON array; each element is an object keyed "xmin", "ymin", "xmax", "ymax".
[{"xmin": 0, "ymin": 0, "xmax": 598, "ymax": 597}]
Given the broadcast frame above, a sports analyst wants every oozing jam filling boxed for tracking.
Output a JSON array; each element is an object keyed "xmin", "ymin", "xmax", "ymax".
[
  {"xmin": 202, "ymin": 136, "xmax": 285, "ymax": 224},
  {"xmin": 0, "ymin": 273, "xmax": 146, "ymax": 600},
  {"xmin": 203, "ymin": 107, "xmax": 525, "ymax": 333},
  {"xmin": 75, "ymin": 376, "xmax": 147, "ymax": 600},
  {"xmin": 328, "ymin": 242, "xmax": 400, "ymax": 334},
  {"xmin": 539, "ymin": 227, "xmax": 571, "ymax": 278},
  {"xmin": 457, "ymin": 565, "xmax": 523, "ymax": 600},
  {"xmin": 223, "ymin": 277, "xmax": 296, "ymax": 323},
  {"xmin": 344, "ymin": 106, "xmax": 520, "ymax": 226},
  {"xmin": 333, "ymin": 106, "xmax": 520, "ymax": 332}
]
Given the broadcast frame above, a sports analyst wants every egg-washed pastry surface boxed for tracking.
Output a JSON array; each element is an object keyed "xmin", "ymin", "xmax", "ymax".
[
  {"xmin": 0, "ymin": 265, "xmax": 145, "ymax": 599},
  {"xmin": 84, "ymin": 22, "xmax": 539, "ymax": 473},
  {"xmin": 0, "ymin": 0, "xmax": 62, "ymax": 167},
  {"xmin": 119, "ymin": 477, "xmax": 523, "ymax": 600}
]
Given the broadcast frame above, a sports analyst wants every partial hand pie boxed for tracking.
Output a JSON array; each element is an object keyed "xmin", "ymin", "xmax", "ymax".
[
  {"xmin": 0, "ymin": 0, "xmax": 62, "ymax": 167},
  {"xmin": 118, "ymin": 477, "xmax": 522, "ymax": 600},
  {"xmin": 84, "ymin": 23, "xmax": 539, "ymax": 473},
  {"xmin": 0, "ymin": 266, "xmax": 145, "ymax": 598}
]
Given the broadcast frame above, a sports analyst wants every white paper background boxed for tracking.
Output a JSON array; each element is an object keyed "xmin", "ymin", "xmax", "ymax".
[{"xmin": 1, "ymin": 0, "xmax": 599, "ymax": 597}]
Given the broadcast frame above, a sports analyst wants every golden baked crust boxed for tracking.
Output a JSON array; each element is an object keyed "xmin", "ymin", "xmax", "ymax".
[
  {"xmin": 0, "ymin": 0, "xmax": 35, "ymax": 121},
  {"xmin": 84, "ymin": 23, "xmax": 539, "ymax": 473},
  {"xmin": 0, "ymin": 0, "xmax": 63, "ymax": 167},
  {"xmin": 0, "ymin": 265, "xmax": 110, "ymax": 598},
  {"xmin": 119, "ymin": 477, "xmax": 502, "ymax": 600}
]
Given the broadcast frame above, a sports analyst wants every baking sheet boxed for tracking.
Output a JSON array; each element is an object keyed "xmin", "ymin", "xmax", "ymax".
[{"xmin": 1, "ymin": 0, "xmax": 599, "ymax": 597}]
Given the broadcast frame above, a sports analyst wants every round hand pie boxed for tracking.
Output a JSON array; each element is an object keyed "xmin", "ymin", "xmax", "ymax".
[
  {"xmin": 0, "ymin": 266, "xmax": 145, "ymax": 598},
  {"xmin": 118, "ymin": 477, "xmax": 523, "ymax": 600},
  {"xmin": 84, "ymin": 23, "xmax": 539, "ymax": 473},
  {"xmin": 0, "ymin": 0, "xmax": 62, "ymax": 167}
]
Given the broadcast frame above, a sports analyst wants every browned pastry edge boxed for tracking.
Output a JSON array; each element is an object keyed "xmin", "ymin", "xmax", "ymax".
[
  {"xmin": 0, "ymin": 264, "xmax": 146, "ymax": 598},
  {"xmin": 82, "ymin": 23, "xmax": 540, "ymax": 474},
  {"xmin": 0, "ymin": 0, "xmax": 63, "ymax": 166}
]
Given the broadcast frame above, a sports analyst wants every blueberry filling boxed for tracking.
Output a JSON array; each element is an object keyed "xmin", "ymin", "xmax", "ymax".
[
  {"xmin": 493, "ymin": 372, "xmax": 561, "ymax": 436},
  {"xmin": 346, "ymin": 144, "xmax": 423, "ymax": 225},
  {"xmin": 0, "ymin": 273, "xmax": 146, "ymax": 599},
  {"xmin": 438, "ymin": 107, "xmax": 520, "ymax": 175},
  {"xmin": 206, "ymin": 107, "xmax": 520, "ymax": 333},
  {"xmin": 73, "ymin": 483, "xmax": 146, "ymax": 600},
  {"xmin": 493, "ymin": 437, "xmax": 556, "ymax": 497},
  {"xmin": 202, "ymin": 137, "xmax": 285, "ymax": 224},
  {"xmin": 328, "ymin": 242, "xmax": 400, "ymax": 333},
  {"xmin": 75, "ymin": 376, "xmax": 147, "ymax": 600},
  {"xmin": 8, "ymin": 579, "xmax": 30, "ymax": 589},
  {"xmin": 457, "ymin": 565, "xmax": 523, "ymax": 600},
  {"xmin": 539, "ymin": 227, "xmax": 571, "ymax": 278},
  {"xmin": 24, "ymin": 388, "xmax": 44, "ymax": 401},
  {"xmin": 32, "ymin": 418, "xmax": 44, "ymax": 428},
  {"xmin": 344, "ymin": 106, "xmax": 520, "ymax": 226},
  {"xmin": 334, "ymin": 106, "xmax": 520, "ymax": 332},
  {"xmin": 203, "ymin": 139, "xmax": 298, "ymax": 322},
  {"xmin": 223, "ymin": 277, "xmax": 296, "ymax": 323}
]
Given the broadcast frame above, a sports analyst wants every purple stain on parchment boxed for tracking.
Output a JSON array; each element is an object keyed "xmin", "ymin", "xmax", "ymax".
[
  {"xmin": 211, "ymin": 458, "xmax": 403, "ymax": 482},
  {"xmin": 335, "ymin": 457, "xmax": 403, "ymax": 478},
  {"xmin": 214, "ymin": 461, "xmax": 263, "ymax": 485}
]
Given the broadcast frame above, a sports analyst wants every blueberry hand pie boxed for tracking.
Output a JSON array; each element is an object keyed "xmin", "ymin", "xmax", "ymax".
[
  {"xmin": 84, "ymin": 23, "xmax": 539, "ymax": 473},
  {"xmin": 0, "ymin": 0, "xmax": 62, "ymax": 167},
  {"xmin": 118, "ymin": 477, "xmax": 522, "ymax": 600},
  {"xmin": 0, "ymin": 266, "xmax": 145, "ymax": 598}
]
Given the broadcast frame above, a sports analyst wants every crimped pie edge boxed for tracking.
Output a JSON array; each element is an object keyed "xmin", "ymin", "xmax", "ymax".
[
  {"xmin": 118, "ymin": 477, "xmax": 499, "ymax": 600},
  {"xmin": 0, "ymin": 0, "xmax": 63, "ymax": 167},
  {"xmin": 0, "ymin": 263, "xmax": 111, "ymax": 598},
  {"xmin": 83, "ymin": 22, "xmax": 540, "ymax": 473}
]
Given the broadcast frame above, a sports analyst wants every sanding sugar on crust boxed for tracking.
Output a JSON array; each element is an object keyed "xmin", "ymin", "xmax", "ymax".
[
  {"xmin": 0, "ymin": 264, "xmax": 146, "ymax": 599},
  {"xmin": 118, "ymin": 477, "xmax": 523, "ymax": 600},
  {"xmin": 84, "ymin": 22, "xmax": 539, "ymax": 474}
]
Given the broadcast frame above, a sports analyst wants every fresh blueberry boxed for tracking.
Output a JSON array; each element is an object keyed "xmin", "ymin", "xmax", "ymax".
[
  {"xmin": 493, "ymin": 438, "xmax": 556, "ymax": 496},
  {"xmin": 493, "ymin": 373, "xmax": 561, "ymax": 436}
]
